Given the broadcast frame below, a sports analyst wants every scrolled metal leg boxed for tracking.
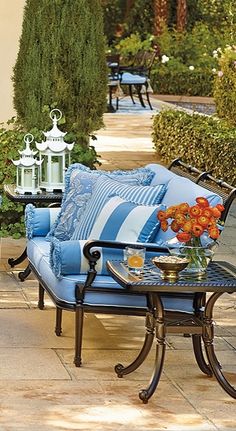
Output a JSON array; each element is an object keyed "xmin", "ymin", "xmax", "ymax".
[
  {"xmin": 38, "ymin": 283, "xmax": 45, "ymax": 309},
  {"xmin": 8, "ymin": 248, "xmax": 27, "ymax": 267},
  {"xmin": 18, "ymin": 265, "xmax": 31, "ymax": 281},
  {"xmin": 129, "ymin": 85, "xmax": 135, "ymax": 104},
  {"xmin": 139, "ymin": 293, "xmax": 166, "ymax": 403},
  {"xmin": 146, "ymin": 90, "xmax": 153, "ymax": 110},
  {"xmin": 55, "ymin": 307, "xmax": 62, "ymax": 336},
  {"xmin": 203, "ymin": 292, "xmax": 236, "ymax": 399},
  {"xmin": 115, "ymin": 312, "xmax": 155, "ymax": 378},
  {"xmin": 74, "ymin": 305, "xmax": 84, "ymax": 367},
  {"xmin": 137, "ymin": 86, "xmax": 146, "ymax": 108},
  {"xmin": 192, "ymin": 334, "xmax": 212, "ymax": 376}
]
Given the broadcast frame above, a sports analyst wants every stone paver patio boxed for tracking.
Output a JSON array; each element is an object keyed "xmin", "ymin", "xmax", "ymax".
[{"xmin": 0, "ymin": 96, "xmax": 235, "ymax": 430}]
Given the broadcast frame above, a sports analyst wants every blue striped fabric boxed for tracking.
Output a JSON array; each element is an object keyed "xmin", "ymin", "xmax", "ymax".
[
  {"xmin": 46, "ymin": 163, "xmax": 155, "ymax": 241},
  {"xmin": 88, "ymin": 196, "xmax": 165, "ymax": 243},
  {"xmin": 71, "ymin": 176, "xmax": 166, "ymax": 240}
]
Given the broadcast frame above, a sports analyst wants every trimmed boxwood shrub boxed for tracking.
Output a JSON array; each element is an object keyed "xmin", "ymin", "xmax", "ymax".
[
  {"xmin": 213, "ymin": 46, "xmax": 236, "ymax": 126},
  {"xmin": 152, "ymin": 109, "xmax": 236, "ymax": 185},
  {"xmin": 151, "ymin": 67, "xmax": 214, "ymax": 96}
]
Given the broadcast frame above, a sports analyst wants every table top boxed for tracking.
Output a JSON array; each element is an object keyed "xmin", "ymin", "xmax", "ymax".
[
  {"xmin": 4, "ymin": 184, "xmax": 63, "ymax": 204},
  {"xmin": 106, "ymin": 260, "xmax": 236, "ymax": 294}
]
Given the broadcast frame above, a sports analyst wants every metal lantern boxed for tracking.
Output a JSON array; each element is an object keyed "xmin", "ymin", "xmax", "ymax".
[
  {"xmin": 36, "ymin": 109, "xmax": 74, "ymax": 192},
  {"xmin": 12, "ymin": 133, "xmax": 42, "ymax": 194}
]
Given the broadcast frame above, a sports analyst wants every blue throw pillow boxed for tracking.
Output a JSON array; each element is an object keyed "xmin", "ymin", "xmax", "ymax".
[
  {"xmin": 71, "ymin": 175, "xmax": 166, "ymax": 240},
  {"xmin": 47, "ymin": 163, "xmax": 155, "ymax": 241},
  {"xmin": 88, "ymin": 196, "xmax": 165, "ymax": 243}
]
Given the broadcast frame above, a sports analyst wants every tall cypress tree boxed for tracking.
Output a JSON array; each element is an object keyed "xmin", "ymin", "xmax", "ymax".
[{"xmin": 13, "ymin": 0, "xmax": 107, "ymax": 149}]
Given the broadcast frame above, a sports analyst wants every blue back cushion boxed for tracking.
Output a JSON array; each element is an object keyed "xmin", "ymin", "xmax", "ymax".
[{"xmin": 46, "ymin": 163, "xmax": 155, "ymax": 241}]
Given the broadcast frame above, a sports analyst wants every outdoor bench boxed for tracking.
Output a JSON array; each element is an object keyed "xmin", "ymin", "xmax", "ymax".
[{"xmin": 24, "ymin": 158, "xmax": 236, "ymax": 367}]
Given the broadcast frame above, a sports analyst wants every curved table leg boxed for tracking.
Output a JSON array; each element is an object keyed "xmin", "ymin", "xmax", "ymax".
[
  {"xmin": 139, "ymin": 293, "xmax": 166, "ymax": 404},
  {"xmin": 203, "ymin": 292, "xmax": 236, "ymax": 399},
  {"xmin": 115, "ymin": 312, "xmax": 154, "ymax": 377},
  {"xmin": 192, "ymin": 334, "xmax": 212, "ymax": 376}
]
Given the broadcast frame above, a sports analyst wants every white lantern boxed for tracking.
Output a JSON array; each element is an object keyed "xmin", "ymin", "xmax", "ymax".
[
  {"xmin": 36, "ymin": 109, "xmax": 74, "ymax": 192},
  {"xmin": 12, "ymin": 133, "xmax": 42, "ymax": 194}
]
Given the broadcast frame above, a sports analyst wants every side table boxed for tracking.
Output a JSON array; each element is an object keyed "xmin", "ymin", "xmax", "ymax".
[
  {"xmin": 107, "ymin": 259, "xmax": 236, "ymax": 403},
  {"xmin": 4, "ymin": 184, "xmax": 62, "ymax": 280}
]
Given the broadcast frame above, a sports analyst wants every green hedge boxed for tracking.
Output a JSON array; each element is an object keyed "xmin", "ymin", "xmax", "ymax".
[
  {"xmin": 151, "ymin": 68, "xmax": 214, "ymax": 97},
  {"xmin": 213, "ymin": 46, "xmax": 236, "ymax": 126},
  {"xmin": 152, "ymin": 109, "xmax": 236, "ymax": 185}
]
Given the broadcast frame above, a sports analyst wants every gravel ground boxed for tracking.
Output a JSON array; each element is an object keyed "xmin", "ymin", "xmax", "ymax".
[{"xmin": 171, "ymin": 101, "xmax": 216, "ymax": 115}]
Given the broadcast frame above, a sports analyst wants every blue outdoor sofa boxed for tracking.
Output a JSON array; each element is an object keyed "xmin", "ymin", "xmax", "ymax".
[{"xmin": 24, "ymin": 158, "xmax": 236, "ymax": 369}]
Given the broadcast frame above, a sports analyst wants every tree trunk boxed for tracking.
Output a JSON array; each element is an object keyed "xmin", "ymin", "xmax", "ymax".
[
  {"xmin": 153, "ymin": 0, "xmax": 169, "ymax": 36},
  {"xmin": 124, "ymin": 0, "xmax": 135, "ymax": 21},
  {"xmin": 176, "ymin": 0, "xmax": 187, "ymax": 32}
]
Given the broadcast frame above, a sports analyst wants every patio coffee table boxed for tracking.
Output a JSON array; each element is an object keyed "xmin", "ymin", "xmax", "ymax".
[{"xmin": 106, "ymin": 259, "xmax": 236, "ymax": 403}]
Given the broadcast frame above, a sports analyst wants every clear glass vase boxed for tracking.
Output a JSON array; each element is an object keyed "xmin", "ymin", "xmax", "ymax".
[{"xmin": 169, "ymin": 245, "xmax": 215, "ymax": 277}]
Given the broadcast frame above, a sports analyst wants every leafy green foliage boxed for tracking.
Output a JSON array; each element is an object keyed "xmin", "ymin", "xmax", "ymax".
[
  {"xmin": 150, "ymin": 23, "xmax": 231, "ymax": 96},
  {"xmin": 13, "ymin": 0, "xmax": 107, "ymax": 147},
  {"xmin": 213, "ymin": 46, "xmax": 236, "ymax": 126},
  {"xmin": 115, "ymin": 33, "xmax": 154, "ymax": 63},
  {"xmin": 152, "ymin": 109, "xmax": 236, "ymax": 185}
]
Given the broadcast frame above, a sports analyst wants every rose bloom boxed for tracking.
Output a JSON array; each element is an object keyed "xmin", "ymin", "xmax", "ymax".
[
  {"xmin": 209, "ymin": 226, "xmax": 220, "ymax": 239},
  {"xmin": 176, "ymin": 232, "xmax": 191, "ymax": 242},
  {"xmin": 160, "ymin": 220, "xmax": 168, "ymax": 232},
  {"xmin": 218, "ymin": 70, "xmax": 223, "ymax": 77},
  {"xmin": 196, "ymin": 197, "xmax": 209, "ymax": 208},
  {"xmin": 157, "ymin": 210, "xmax": 167, "ymax": 221},
  {"xmin": 189, "ymin": 65, "xmax": 194, "ymax": 71}
]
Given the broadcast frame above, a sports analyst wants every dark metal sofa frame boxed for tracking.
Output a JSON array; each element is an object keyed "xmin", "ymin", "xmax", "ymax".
[{"xmin": 29, "ymin": 159, "xmax": 236, "ymax": 370}]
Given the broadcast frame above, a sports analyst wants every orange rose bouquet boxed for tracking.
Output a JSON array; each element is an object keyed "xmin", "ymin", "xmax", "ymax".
[
  {"xmin": 157, "ymin": 197, "xmax": 224, "ymax": 245},
  {"xmin": 157, "ymin": 197, "xmax": 224, "ymax": 274}
]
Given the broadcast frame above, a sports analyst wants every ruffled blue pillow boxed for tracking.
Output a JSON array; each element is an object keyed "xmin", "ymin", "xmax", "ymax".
[{"xmin": 47, "ymin": 163, "xmax": 155, "ymax": 241}]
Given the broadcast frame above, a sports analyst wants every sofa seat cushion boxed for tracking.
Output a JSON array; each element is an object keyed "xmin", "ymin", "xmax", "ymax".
[
  {"xmin": 27, "ymin": 237, "xmax": 195, "ymax": 313},
  {"xmin": 71, "ymin": 176, "xmax": 166, "ymax": 240},
  {"xmin": 47, "ymin": 163, "xmax": 155, "ymax": 241}
]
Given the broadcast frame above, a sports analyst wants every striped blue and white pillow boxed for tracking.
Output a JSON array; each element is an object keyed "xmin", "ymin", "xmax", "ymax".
[
  {"xmin": 88, "ymin": 196, "xmax": 165, "ymax": 243},
  {"xmin": 71, "ymin": 176, "xmax": 166, "ymax": 240},
  {"xmin": 46, "ymin": 163, "xmax": 154, "ymax": 241}
]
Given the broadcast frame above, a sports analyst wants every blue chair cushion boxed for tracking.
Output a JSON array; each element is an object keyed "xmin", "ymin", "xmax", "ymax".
[
  {"xmin": 46, "ymin": 163, "xmax": 155, "ymax": 241},
  {"xmin": 120, "ymin": 72, "xmax": 147, "ymax": 85},
  {"xmin": 71, "ymin": 176, "xmax": 166, "ymax": 240}
]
